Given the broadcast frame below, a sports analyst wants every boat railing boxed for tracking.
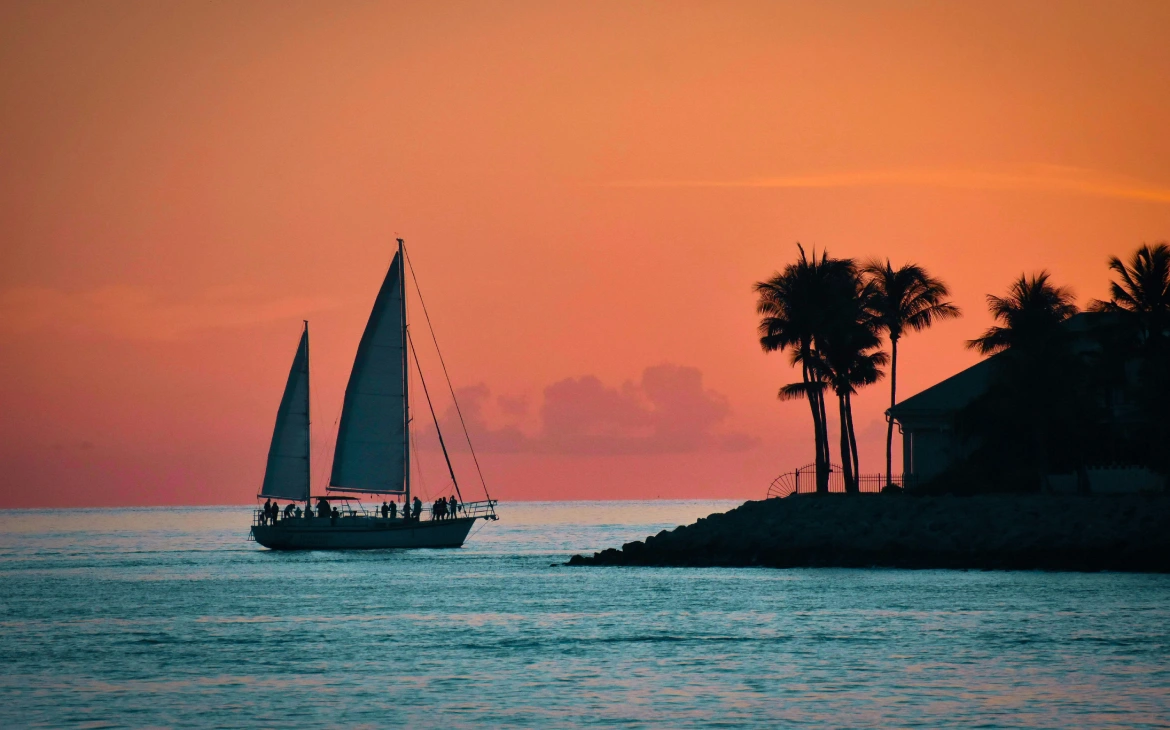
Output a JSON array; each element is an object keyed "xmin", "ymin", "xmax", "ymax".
[
  {"xmin": 252, "ymin": 500, "xmax": 499, "ymax": 525},
  {"xmin": 455, "ymin": 500, "xmax": 499, "ymax": 520}
]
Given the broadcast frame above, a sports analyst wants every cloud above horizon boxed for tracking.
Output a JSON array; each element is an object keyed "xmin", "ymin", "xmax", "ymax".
[
  {"xmin": 425, "ymin": 364, "xmax": 759, "ymax": 456},
  {"xmin": 607, "ymin": 165, "xmax": 1170, "ymax": 204}
]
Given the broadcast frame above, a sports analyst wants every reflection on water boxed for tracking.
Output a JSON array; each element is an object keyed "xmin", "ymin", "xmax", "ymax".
[{"xmin": 1, "ymin": 501, "xmax": 1168, "ymax": 728}]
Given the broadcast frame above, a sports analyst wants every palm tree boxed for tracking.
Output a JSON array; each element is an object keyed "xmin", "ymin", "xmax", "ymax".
[
  {"xmin": 1088, "ymin": 242, "xmax": 1170, "ymax": 345},
  {"xmin": 756, "ymin": 245, "xmax": 839, "ymax": 493},
  {"xmin": 1088, "ymin": 243, "xmax": 1170, "ymax": 472},
  {"xmin": 862, "ymin": 261, "xmax": 961, "ymax": 488},
  {"xmin": 758, "ymin": 247, "xmax": 888, "ymax": 494},
  {"xmin": 967, "ymin": 272, "xmax": 1078, "ymax": 488},
  {"xmin": 968, "ymin": 272, "xmax": 1078, "ymax": 355}
]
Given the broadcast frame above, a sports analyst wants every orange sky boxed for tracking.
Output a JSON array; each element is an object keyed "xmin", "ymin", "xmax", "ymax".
[{"xmin": 2, "ymin": 1, "xmax": 1169, "ymax": 507}]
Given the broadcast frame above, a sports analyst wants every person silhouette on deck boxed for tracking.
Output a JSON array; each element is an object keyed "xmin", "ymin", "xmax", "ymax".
[
  {"xmin": 381, "ymin": 502, "xmax": 389, "ymax": 519},
  {"xmin": 263, "ymin": 499, "xmax": 272, "ymax": 525},
  {"xmin": 413, "ymin": 497, "xmax": 423, "ymax": 523},
  {"xmin": 317, "ymin": 498, "xmax": 330, "ymax": 519},
  {"xmin": 389, "ymin": 501, "xmax": 397, "ymax": 519}
]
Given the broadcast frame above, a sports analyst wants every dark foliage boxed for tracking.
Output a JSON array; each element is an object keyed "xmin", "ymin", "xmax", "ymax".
[
  {"xmin": 756, "ymin": 247, "xmax": 887, "ymax": 493},
  {"xmin": 925, "ymin": 247, "xmax": 1170, "ymax": 494}
]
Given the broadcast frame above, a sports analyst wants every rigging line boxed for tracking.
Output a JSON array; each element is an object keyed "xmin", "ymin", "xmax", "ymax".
[
  {"xmin": 402, "ymin": 245, "xmax": 493, "ymax": 503},
  {"xmin": 407, "ymin": 360, "xmax": 430, "ymax": 502},
  {"xmin": 407, "ymin": 330, "xmax": 464, "ymax": 504},
  {"xmin": 409, "ymin": 427, "xmax": 429, "ymax": 501},
  {"xmin": 466, "ymin": 518, "xmax": 489, "ymax": 542},
  {"xmin": 310, "ymin": 373, "xmax": 322, "ymax": 496},
  {"xmin": 314, "ymin": 401, "xmax": 343, "ymax": 497}
]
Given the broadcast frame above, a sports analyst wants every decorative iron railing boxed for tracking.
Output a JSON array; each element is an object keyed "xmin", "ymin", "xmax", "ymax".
[{"xmin": 766, "ymin": 464, "xmax": 904, "ymax": 498}]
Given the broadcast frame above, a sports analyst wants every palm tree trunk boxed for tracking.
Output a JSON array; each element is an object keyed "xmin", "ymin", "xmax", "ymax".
[
  {"xmin": 838, "ymin": 393, "xmax": 856, "ymax": 493},
  {"xmin": 846, "ymin": 391, "xmax": 860, "ymax": 491},
  {"xmin": 802, "ymin": 360, "xmax": 828, "ymax": 495},
  {"xmin": 808, "ymin": 347, "xmax": 831, "ymax": 494},
  {"xmin": 886, "ymin": 337, "xmax": 898, "ymax": 487},
  {"xmin": 817, "ymin": 386, "xmax": 831, "ymax": 493}
]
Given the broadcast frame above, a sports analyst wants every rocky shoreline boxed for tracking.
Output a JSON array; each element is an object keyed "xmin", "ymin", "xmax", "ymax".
[{"xmin": 567, "ymin": 494, "xmax": 1170, "ymax": 572}]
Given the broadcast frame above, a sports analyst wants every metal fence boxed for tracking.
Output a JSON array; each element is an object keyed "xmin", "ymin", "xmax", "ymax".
[{"xmin": 766, "ymin": 464, "xmax": 904, "ymax": 499}]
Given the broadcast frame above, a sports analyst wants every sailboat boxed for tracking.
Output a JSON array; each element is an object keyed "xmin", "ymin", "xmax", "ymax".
[{"xmin": 250, "ymin": 238, "xmax": 498, "ymax": 550}]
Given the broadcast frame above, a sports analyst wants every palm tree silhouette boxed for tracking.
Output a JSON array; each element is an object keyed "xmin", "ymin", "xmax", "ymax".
[
  {"xmin": 756, "ymin": 245, "xmax": 841, "ymax": 493},
  {"xmin": 1088, "ymin": 242, "xmax": 1170, "ymax": 346},
  {"xmin": 863, "ymin": 261, "xmax": 961, "ymax": 488},
  {"xmin": 968, "ymin": 272, "xmax": 1077, "ymax": 355},
  {"xmin": 758, "ymin": 248, "xmax": 888, "ymax": 494},
  {"xmin": 1089, "ymin": 243, "xmax": 1170, "ymax": 472},
  {"xmin": 967, "ymin": 272, "xmax": 1078, "ymax": 488}
]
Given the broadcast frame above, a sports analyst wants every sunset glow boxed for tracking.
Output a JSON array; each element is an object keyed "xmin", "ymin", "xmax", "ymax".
[{"xmin": 2, "ymin": 1, "xmax": 1168, "ymax": 507}]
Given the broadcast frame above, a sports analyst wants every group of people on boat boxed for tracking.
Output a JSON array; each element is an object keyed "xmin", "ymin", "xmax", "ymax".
[
  {"xmin": 431, "ymin": 496, "xmax": 460, "ymax": 520},
  {"xmin": 259, "ymin": 499, "xmax": 295, "ymax": 525},
  {"xmin": 260, "ymin": 495, "xmax": 461, "ymax": 526},
  {"xmin": 385, "ymin": 496, "xmax": 461, "ymax": 521},
  {"xmin": 259, "ymin": 498, "xmax": 342, "ymax": 525},
  {"xmin": 391, "ymin": 497, "xmax": 423, "ymax": 522}
]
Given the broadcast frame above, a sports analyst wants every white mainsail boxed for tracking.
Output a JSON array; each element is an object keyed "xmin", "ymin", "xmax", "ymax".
[
  {"xmin": 260, "ymin": 324, "xmax": 311, "ymax": 501},
  {"xmin": 329, "ymin": 251, "xmax": 408, "ymax": 494}
]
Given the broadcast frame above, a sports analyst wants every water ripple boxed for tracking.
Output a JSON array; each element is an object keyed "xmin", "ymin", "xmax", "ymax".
[{"xmin": 1, "ymin": 501, "xmax": 1168, "ymax": 728}]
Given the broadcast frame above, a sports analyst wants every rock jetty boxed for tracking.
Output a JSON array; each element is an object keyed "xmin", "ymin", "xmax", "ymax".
[{"xmin": 568, "ymin": 494, "xmax": 1170, "ymax": 572}]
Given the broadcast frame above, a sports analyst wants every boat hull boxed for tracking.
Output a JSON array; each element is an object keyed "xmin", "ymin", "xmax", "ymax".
[{"xmin": 251, "ymin": 516, "xmax": 478, "ymax": 550}]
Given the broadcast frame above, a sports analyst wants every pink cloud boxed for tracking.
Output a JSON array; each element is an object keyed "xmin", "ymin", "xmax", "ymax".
[{"xmin": 425, "ymin": 364, "xmax": 759, "ymax": 456}]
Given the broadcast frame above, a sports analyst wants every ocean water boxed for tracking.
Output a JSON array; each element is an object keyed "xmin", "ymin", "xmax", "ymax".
[{"xmin": 1, "ymin": 501, "xmax": 1169, "ymax": 729}]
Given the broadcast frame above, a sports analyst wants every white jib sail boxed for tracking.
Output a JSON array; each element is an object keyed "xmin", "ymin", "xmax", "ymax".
[
  {"xmin": 329, "ymin": 252, "xmax": 407, "ymax": 494},
  {"xmin": 260, "ymin": 324, "xmax": 311, "ymax": 501}
]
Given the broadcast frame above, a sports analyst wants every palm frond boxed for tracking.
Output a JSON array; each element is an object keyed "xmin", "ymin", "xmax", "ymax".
[{"xmin": 778, "ymin": 381, "xmax": 825, "ymax": 402}]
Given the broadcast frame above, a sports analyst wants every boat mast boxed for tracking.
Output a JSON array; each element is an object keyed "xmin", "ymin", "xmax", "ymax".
[
  {"xmin": 304, "ymin": 319, "xmax": 311, "ymax": 507},
  {"xmin": 399, "ymin": 238, "xmax": 411, "ymax": 510}
]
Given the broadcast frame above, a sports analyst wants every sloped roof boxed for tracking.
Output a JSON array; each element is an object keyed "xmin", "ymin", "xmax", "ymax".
[
  {"xmin": 888, "ymin": 313, "xmax": 1111, "ymax": 421},
  {"xmin": 888, "ymin": 356, "xmax": 998, "ymax": 419}
]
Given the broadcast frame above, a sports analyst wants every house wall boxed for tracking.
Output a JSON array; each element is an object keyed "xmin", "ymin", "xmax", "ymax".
[
  {"xmin": 907, "ymin": 428, "xmax": 958, "ymax": 483},
  {"xmin": 900, "ymin": 418, "xmax": 983, "ymax": 488}
]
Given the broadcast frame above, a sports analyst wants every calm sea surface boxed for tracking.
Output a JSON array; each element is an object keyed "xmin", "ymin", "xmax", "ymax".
[{"xmin": 1, "ymin": 500, "xmax": 1168, "ymax": 728}]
